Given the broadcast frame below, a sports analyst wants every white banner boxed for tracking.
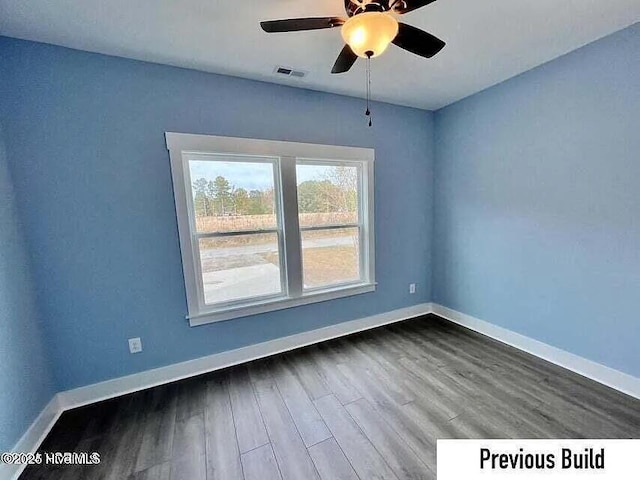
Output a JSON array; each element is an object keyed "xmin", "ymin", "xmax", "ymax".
[{"xmin": 437, "ymin": 439, "xmax": 640, "ymax": 479}]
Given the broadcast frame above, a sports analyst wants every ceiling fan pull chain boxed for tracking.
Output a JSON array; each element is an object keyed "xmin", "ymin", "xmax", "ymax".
[{"xmin": 366, "ymin": 52, "xmax": 372, "ymax": 127}]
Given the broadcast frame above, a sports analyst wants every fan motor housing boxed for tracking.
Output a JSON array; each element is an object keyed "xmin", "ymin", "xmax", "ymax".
[{"xmin": 345, "ymin": 0, "xmax": 392, "ymax": 17}]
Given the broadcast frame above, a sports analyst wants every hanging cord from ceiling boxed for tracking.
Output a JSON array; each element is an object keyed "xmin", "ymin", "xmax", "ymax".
[{"xmin": 365, "ymin": 51, "xmax": 373, "ymax": 127}]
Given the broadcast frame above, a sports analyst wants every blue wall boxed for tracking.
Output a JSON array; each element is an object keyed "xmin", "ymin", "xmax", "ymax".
[
  {"xmin": 433, "ymin": 23, "xmax": 640, "ymax": 377},
  {"xmin": 0, "ymin": 123, "xmax": 56, "ymax": 451},
  {"xmin": 0, "ymin": 37, "xmax": 434, "ymax": 391}
]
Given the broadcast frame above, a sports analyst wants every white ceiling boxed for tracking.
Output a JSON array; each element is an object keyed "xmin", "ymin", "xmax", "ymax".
[{"xmin": 1, "ymin": 0, "xmax": 638, "ymax": 110}]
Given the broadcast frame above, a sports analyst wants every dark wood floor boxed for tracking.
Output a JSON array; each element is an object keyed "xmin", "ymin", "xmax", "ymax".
[{"xmin": 21, "ymin": 315, "xmax": 640, "ymax": 479}]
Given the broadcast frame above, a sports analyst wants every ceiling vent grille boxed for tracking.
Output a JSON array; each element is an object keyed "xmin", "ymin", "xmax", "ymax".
[{"xmin": 274, "ymin": 66, "xmax": 307, "ymax": 79}]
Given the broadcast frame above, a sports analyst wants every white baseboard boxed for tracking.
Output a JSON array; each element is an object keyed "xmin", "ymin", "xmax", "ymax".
[
  {"xmin": 2, "ymin": 396, "xmax": 63, "ymax": 480},
  {"xmin": 58, "ymin": 303, "xmax": 433, "ymax": 410},
  {"xmin": 431, "ymin": 303, "xmax": 640, "ymax": 400}
]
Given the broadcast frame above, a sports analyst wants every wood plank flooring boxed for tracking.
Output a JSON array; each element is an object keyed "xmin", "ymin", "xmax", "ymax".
[{"xmin": 20, "ymin": 315, "xmax": 640, "ymax": 479}]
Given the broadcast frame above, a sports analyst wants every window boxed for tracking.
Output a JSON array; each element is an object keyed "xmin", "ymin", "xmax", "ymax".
[{"xmin": 166, "ymin": 133, "xmax": 375, "ymax": 325}]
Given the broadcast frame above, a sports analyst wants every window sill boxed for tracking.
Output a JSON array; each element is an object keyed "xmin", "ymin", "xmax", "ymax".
[{"xmin": 187, "ymin": 283, "xmax": 377, "ymax": 326}]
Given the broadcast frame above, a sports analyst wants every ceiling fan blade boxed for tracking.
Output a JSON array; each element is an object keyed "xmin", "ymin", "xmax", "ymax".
[
  {"xmin": 331, "ymin": 45, "xmax": 358, "ymax": 74},
  {"xmin": 260, "ymin": 17, "xmax": 344, "ymax": 33},
  {"xmin": 392, "ymin": 23, "xmax": 445, "ymax": 58},
  {"xmin": 392, "ymin": 0, "xmax": 438, "ymax": 14}
]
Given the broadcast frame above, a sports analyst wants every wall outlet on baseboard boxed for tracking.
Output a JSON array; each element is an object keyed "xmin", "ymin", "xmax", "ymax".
[
  {"xmin": 409, "ymin": 283, "xmax": 416, "ymax": 294},
  {"xmin": 128, "ymin": 337, "xmax": 142, "ymax": 354}
]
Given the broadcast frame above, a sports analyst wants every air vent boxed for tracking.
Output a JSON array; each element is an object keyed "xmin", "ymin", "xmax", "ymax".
[{"xmin": 274, "ymin": 66, "xmax": 307, "ymax": 79}]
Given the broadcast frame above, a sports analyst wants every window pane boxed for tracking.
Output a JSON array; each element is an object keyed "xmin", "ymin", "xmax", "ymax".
[
  {"xmin": 301, "ymin": 227, "xmax": 360, "ymax": 289},
  {"xmin": 189, "ymin": 156, "xmax": 278, "ymax": 233},
  {"xmin": 199, "ymin": 233, "xmax": 282, "ymax": 305},
  {"xmin": 296, "ymin": 163, "xmax": 359, "ymax": 228}
]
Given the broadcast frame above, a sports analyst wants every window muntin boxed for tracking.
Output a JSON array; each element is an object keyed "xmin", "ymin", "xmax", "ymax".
[{"xmin": 167, "ymin": 133, "xmax": 375, "ymax": 325}]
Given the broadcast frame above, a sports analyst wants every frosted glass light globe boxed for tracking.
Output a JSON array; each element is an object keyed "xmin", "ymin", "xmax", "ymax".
[{"xmin": 341, "ymin": 12, "xmax": 399, "ymax": 58}]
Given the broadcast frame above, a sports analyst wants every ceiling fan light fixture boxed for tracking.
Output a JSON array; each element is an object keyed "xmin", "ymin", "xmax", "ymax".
[{"xmin": 341, "ymin": 12, "xmax": 399, "ymax": 58}]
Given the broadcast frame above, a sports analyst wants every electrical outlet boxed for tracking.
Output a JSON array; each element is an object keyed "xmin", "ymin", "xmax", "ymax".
[
  {"xmin": 409, "ymin": 283, "xmax": 416, "ymax": 294},
  {"xmin": 128, "ymin": 337, "xmax": 142, "ymax": 354}
]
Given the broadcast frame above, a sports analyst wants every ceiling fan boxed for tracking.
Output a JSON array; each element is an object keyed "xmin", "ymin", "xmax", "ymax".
[{"xmin": 260, "ymin": 0, "xmax": 445, "ymax": 74}]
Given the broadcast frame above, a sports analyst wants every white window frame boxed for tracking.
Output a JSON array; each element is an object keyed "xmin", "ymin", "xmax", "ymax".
[{"xmin": 166, "ymin": 132, "xmax": 376, "ymax": 326}]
